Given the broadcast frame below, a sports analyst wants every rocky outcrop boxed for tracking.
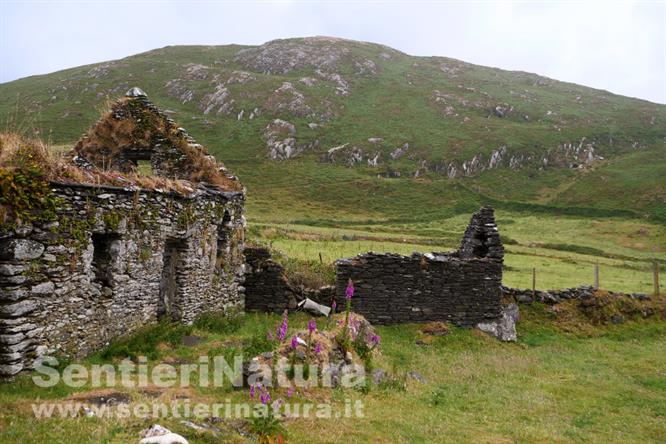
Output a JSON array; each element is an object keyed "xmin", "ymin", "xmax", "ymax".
[
  {"xmin": 390, "ymin": 143, "xmax": 409, "ymax": 160},
  {"xmin": 263, "ymin": 82, "xmax": 314, "ymax": 118},
  {"xmin": 225, "ymin": 70, "xmax": 255, "ymax": 85},
  {"xmin": 263, "ymin": 119, "xmax": 318, "ymax": 160},
  {"xmin": 165, "ymin": 79, "xmax": 194, "ymax": 104},
  {"xmin": 315, "ymin": 70, "xmax": 350, "ymax": 96},
  {"xmin": 263, "ymin": 119, "xmax": 297, "ymax": 160},
  {"xmin": 201, "ymin": 84, "xmax": 234, "ymax": 115},
  {"xmin": 322, "ymin": 144, "xmax": 363, "ymax": 165},
  {"xmin": 418, "ymin": 137, "xmax": 604, "ymax": 179},
  {"xmin": 234, "ymin": 37, "xmax": 383, "ymax": 78}
]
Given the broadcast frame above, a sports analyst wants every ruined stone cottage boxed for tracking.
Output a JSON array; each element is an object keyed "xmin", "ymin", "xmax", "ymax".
[
  {"xmin": 244, "ymin": 207, "xmax": 504, "ymax": 327},
  {"xmin": 335, "ymin": 207, "xmax": 504, "ymax": 325},
  {"xmin": 0, "ymin": 88, "xmax": 245, "ymax": 377}
]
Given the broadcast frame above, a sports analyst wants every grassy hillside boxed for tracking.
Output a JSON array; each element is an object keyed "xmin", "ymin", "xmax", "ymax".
[{"xmin": 0, "ymin": 37, "xmax": 664, "ymax": 221}]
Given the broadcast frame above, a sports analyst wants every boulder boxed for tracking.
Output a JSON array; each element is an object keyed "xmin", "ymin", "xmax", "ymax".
[
  {"xmin": 126, "ymin": 87, "xmax": 147, "ymax": 98},
  {"xmin": 515, "ymin": 293, "xmax": 533, "ymax": 304},
  {"xmin": 477, "ymin": 303, "xmax": 519, "ymax": 342},
  {"xmin": 541, "ymin": 292, "xmax": 561, "ymax": 305},
  {"xmin": 139, "ymin": 424, "xmax": 188, "ymax": 444},
  {"xmin": 372, "ymin": 368, "xmax": 387, "ymax": 385}
]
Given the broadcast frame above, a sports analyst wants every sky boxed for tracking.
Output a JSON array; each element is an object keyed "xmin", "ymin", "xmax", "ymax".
[{"xmin": 1, "ymin": 0, "xmax": 665, "ymax": 104}]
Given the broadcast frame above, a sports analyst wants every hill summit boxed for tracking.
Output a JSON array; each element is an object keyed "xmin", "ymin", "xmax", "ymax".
[{"xmin": 0, "ymin": 37, "xmax": 664, "ymax": 220}]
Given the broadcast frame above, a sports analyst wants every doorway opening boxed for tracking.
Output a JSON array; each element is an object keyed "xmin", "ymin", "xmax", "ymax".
[{"xmin": 158, "ymin": 238, "xmax": 187, "ymax": 320}]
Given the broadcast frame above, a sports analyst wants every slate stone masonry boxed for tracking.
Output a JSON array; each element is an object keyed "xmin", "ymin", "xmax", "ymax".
[
  {"xmin": 243, "ymin": 246, "xmax": 335, "ymax": 312},
  {"xmin": 335, "ymin": 207, "xmax": 504, "ymax": 326},
  {"xmin": 0, "ymin": 183, "xmax": 245, "ymax": 377},
  {"xmin": 243, "ymin": 247, "xmax": 293, "ymax": 312}
]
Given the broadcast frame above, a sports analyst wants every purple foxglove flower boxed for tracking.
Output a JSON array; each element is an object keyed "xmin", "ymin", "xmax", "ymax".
[
  {"xmin": 277, "ymin": 311, "xmax": 288, "ymax": 341},
  {"xmin": 291, "ymin": 335, "xmax": 298, "ymax": 349},
  {"xmin": 345, "ymin": 281, "xmax": 354, "ymax": 299},
  {"xmin": 331, "ymin": 300, "xmax": 337, "ymax": 312},
  {"xmin": 314, "ymin": 343, "xmax": 321, "ymax": 354},
  {"xmin": 370, "ymin": 334, "xmax": 381, "ymax": 346},
  {"xmin": 308, "ymin": 319, "xmax": 317, "ymax": 333},
  {"xmin": 249, "ymin": 385, "xmax": 255, "ymax": 399},
  {"xmin": 260, "ymin": 391, "xmax": 270, "ymax": 405},
  {"xmin": 287, "ymin": 387, "xmax": 293, "ymax": 398}
]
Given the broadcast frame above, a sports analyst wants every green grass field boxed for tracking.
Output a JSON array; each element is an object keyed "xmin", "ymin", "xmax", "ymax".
[
  {"xmin": 1, "ymin": 308, "xmax": 665, "ymax": 443},
  {"xmin": 248, "ymin": 207, "xmax": 665, "ymax": 294}
]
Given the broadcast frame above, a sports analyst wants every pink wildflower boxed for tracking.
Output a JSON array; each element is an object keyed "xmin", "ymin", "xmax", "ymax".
[
  {"xmin": 277, "ymin": 310, "xmax": 288, "ymax": 341},
  {"xmin": 345, "ymin": 280, "xmax": 355, "ymax": 300}
]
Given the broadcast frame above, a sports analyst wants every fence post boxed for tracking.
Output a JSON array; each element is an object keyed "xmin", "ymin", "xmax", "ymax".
[
  {"xmin": 532, "ymin": 267, "xmax": 536, "ymax": 298},
  {"xmin": 654, "ymin": 262, "xmax": 660, "ymax": 296},
  {"xmin": 594, "ymin": 262, "xmax": 600, "ymax": 289}
]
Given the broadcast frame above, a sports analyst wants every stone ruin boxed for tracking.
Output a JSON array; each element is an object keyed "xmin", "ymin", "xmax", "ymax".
[
  {"xmin": 244, "ymin": 207, "xmax": 505, "ymax": 328},
  {"xmin": 0, "ymin": 87, "xmax": 510, "ymax": 377},
  {"xmin": 243, "ymin": 247, "xmax": 334, "ymax": 312},
  {"xmin": 335, "ymin": 207, "xmax": 504, "ymax": 325},
  {"xmin": 0, "ymin": 88, "xmax": 246, "ymax": 377}
]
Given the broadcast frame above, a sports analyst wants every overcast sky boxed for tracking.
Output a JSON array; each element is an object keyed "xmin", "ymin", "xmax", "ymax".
[{"xmin": 1, "ymin": 0, "xmax": 665, "ymax": 103}]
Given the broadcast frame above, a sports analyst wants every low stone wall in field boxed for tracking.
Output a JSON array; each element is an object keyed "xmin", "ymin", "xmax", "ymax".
[
  {"xmin": 501, "ymin": 285, "xmax": 661, "ymax": 324},
  {"xmin": 500, "ymin": 284, "xmax": 652, "ymax": 305}
]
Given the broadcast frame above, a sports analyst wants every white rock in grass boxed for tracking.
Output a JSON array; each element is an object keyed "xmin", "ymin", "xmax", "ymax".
[
  {"xmin": 477, "ymin": 304, "xmax": 519, "ymax": 342},
  {"xmin": 139, "ymin": 424, "xmax": 188, "ymax": 444}
]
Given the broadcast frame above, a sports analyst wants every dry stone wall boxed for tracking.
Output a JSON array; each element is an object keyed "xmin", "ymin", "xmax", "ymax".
[
  {"xmin": 335, "ymin": 207, "xmax": 504, "ymax": 326},
  {"xmin": 243, "ymin": 247, "xmax": 294, "ymax": 312},
  {"xmin": 244, "ymin": 247, "xmax": 336, "ymax": 312},
  {"xmin": 0, "ymin": 183, "xmax": 245, "ymax": 377}
]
